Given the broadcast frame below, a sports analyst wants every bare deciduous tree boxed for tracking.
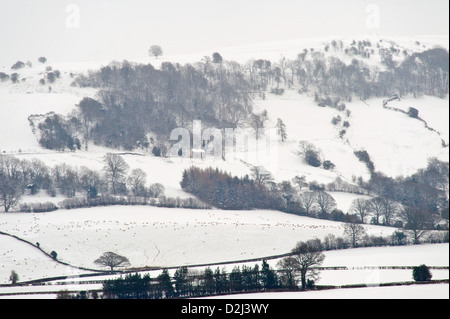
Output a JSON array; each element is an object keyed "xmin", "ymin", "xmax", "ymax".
[
  {"xmin": 149, "ymin": 45, "xmax": 163, "ymax": 59},
  {"xmin": 0, "ymin": 155, "xmax": 23, "ymax": 212},
  {"xmin": 103, "ymin": 153, "xmax": 129, "ymax": 194},
  {"xmin": 315, "ymin": 191, "xmax": 337, "ymax": 217},
  {"xmin": 298, "ymin": 191, "xmax": 317, "ymax": 215},
  {"xmin": 379, "ymin": 196, "xmax": 399, "ymax": 226},
  {"xmin": 292, "ymin": 175, "xmax": 308, "ymax": 190},
  {"xmin": 148, "ymin": 183, "xmax": 165, "ymax": 198},
  {"xmin": 343, "ymin": 222, "xmax": 367, "ymax": 247},
  {"xmin": 276, "ymin": 257, "xmax": 298, "ymax": 290},
  {"xmin": 369, "ymin": 197, "xmax": 384, "ymax": 225},
  {"xmin": 399, "ymin": 207, "xmax": 438, "ymax": 244},
  {"xmin": 127, "ymin": 168, "xmax": 147, "ymax": 197},
  {"xmin": 349, "ymin": 198, "xmax": 371, "ymax": 223},
  {"xmin": 284, "ymin": 240, "xmax": 325, "ymax": 290},
  {"xmin": 94, "ymin": 252, "xmax": 131, "ymax": 271},
  {"xmin": 250, "ymin": 166, "xmax": 274, "ymax": 187}
]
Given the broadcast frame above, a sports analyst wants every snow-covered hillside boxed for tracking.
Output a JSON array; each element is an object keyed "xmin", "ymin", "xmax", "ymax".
[
  {"xmin": 0, "ymin": 35, "xmax": 448, "ymax": 298},
  {"xmin": 1, "ymin": 35, "xmax": 448, "ymax": 193}
]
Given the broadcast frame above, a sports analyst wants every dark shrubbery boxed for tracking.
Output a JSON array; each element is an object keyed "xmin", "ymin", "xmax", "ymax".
[
  {"xmin": 47, "ymin": 72, "xmax": 56, "ymax": 83},
  {"xmin": 322, "ymin": 160, "xmax": 336, "ymax": 170},
  {"xmin": 59, "ymin": 194, "xmax": 210, "ymax": 210},
  {"xmin": 0, "ymin": 72, "xmax": 9, "ymax": 82},
  {"xmin": 37, "ymin": 114, "xmax": 81, "ymax": 151},
  {"xmin": 412, "ymin": 264, "xmax": 432, "ymax": 282},
  {"xmin": 103, "ymin": 273, "xmax": 152, "ymax": 299},
  {"xmin": 354, "ymin": 150, "xmax": 375, "ymax": 174},
  {"xmin": 19, "ymin": 202, "xmax": 58, "ymax": 213},
  {"xmin": 408, "ymin": 107, "xmax": 419, "ymax": 118},
  {"xmin": 297, "ymin": 142, "xmax": 322, "ymax": 168},
  {"xmin": 103, "ymin": 261, "xmax": 280, "ymax": 299},
  {"xmin": 10, "ymin": 73, "xmax": 19, "ymax": 84},
  {"xmin": 11, "ymin": 61, "xmax": 25, "ymax": 70},
  {"xmin": 152, "ymin": 146, "xmax": 161, "ymax": 157},
  {"xmin": 305, "ymin": 149, "xmax": 321, "ymax": 167}
]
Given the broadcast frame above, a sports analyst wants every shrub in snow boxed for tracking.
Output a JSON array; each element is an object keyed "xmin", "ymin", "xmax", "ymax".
[
  {"xmin": 47, "ymin": 72, "xmax": 56, "ymax": 83},
  {"xmin": 412, "ymin": 264, "xmax": 432, "ymax": 282},
  {"xmin": 298, "ymin": 141, "xmax": 322, "ymax": 167},
  {"xmin": 152, "ymin": 146, "xmax": 161, "ymax": 157},
  {"xmin": 0, "ymin": 72, "xmax": 9, "ymax": 82},
  {"xmin": 50, "ymin": 251, "xmax": 58, "ymax": 260},
  {"xmin": 354, "ymin": 150, "xmax": 375, "ymax": 173},
  {"xmin": 305, "ymin": 149, "xmax": 321, "ymax": 167},
  {"xmin": 322, "ymin": 160, "xmax": 336, "ymax": 170},
  {"xmin": 10, "ymin": 73, "xmax": 19, "ymax": 83},
  {"xmin": 331, "ymin": 115, "xmax": 342, "ymax": 125},
  {"xmin": 11, "ymin": 61, "xmax": 25, "ymax": 70},
  {"xmin": 408, "ymin": 107, "xmax": 419, "ymax": 118}
]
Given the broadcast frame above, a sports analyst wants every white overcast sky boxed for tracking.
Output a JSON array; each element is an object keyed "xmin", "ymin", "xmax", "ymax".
[{"xmin": 0, "ymin": 0, "xmax": 448, "ymax": 66}]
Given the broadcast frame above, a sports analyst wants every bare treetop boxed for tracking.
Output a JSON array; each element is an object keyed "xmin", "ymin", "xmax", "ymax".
[{"xmin": 94, "ymin": 252, "xmax": 131, "ymax": 271}]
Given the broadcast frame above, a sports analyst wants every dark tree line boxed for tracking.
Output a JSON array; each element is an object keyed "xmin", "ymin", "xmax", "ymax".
[
  {"xmin": 0, "ymin": 154, "xmax": 171, "ymax": 212},
  {"xmin": 101, "ymin": 244, "xmax": 325, "ymax": 300},
  {"xmin": 102, "ymin": 263, "xmax": 279, "ymax": 299},
  {"xmin": 0, "ymin": 153, "xmax": 213, "ymax": 213},
  {"xmin": 179, "ymin": 163, "xmax": 448, "ymax": 239},
  {"xmin": 180, "ymin": 166, "xmax": 283, "ymax": 210},
  {"xmin": 290, "ymin": 46, "xmax": 449, "ymax": 101}
]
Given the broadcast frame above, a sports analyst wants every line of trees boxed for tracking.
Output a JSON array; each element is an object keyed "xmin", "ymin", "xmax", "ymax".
[
  {"xmin": 180, "ymin": 166, "xmax": 283, "ymax": 210},
  {"xmin": 0, "ymin": 153, "xmax": 171, "ymax": 213},
  {"xmin": 83, "ymin": 223, "xmax": 448, "ymax": 299},
  {"xmin": 179, "ymin": 165, "xmax": 448, "ymax": 244},
  {"xmin": 100, "ymin": 240, "xmax": 325, "ymax": 299}
]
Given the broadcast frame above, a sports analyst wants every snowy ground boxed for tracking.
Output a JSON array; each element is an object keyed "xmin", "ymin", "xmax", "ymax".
[
  {"xmin": 345, "ymin": 97, "xmax": 449, "ymax": 177},
  {"xmin": 0, "ymin": 204, "xmax": 447, "ymax": 285},
  {"xmin": 0, "ymin": 206, "xmax": 399, "ymax": 281},
  {"xmin": 201, "ymin": 284, "xmax": 449, "ymax": 299},
  {"xmin": 0, "ymin": 242, "xmax": 447, "ymax": 299}
]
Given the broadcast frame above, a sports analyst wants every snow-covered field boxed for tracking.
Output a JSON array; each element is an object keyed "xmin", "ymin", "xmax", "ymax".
[
  {"xmin": 0, "ymin": 242, "xmax": 447, "ymax": 299},
  {"xmin": 202, "ymin": 283, "xmax": 449, "ymax": 299},
  {"xmin": 0, "ymin": 205, "xmax": 399, "ymax": 281}
]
